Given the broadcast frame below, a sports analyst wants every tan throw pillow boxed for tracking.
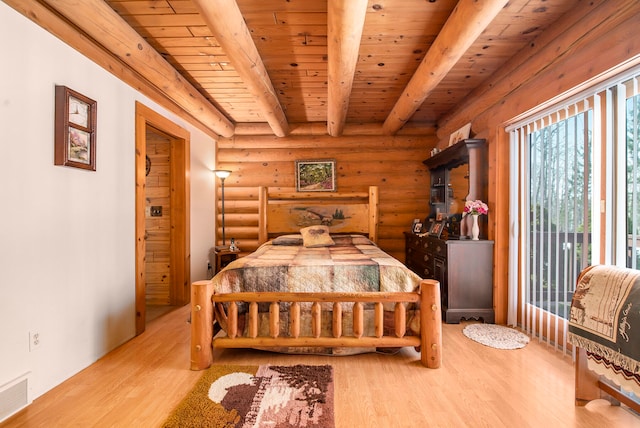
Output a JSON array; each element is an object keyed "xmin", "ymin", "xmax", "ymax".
[{"xmin": 300, "ymin": 225, "xmax": 335, "ymax": 247}]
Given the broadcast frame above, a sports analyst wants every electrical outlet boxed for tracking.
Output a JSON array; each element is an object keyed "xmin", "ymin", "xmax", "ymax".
[{"xmin": 29, "ymin": 331, "xmax": 41, "ymax": 351}]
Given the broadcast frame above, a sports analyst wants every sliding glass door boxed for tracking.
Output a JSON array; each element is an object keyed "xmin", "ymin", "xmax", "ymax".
[
  {"xmin": 625, "ymin": 92, "xmax": 640, "ymax": 270},
  {"xmin": 509, "ymin": 67, "xmax": 640, "ymax": 350}
]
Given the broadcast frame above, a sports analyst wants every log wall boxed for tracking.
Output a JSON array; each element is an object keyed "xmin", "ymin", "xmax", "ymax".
[
  {"xmin": 435, "ymin": 0, "xmax": 640, "ymax": 323},
  {"xmin": 215, "ymin": 132, "xmax": 436, "ymax": 261}
]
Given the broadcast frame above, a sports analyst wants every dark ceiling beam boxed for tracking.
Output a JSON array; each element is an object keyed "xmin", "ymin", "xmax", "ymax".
[{"xmin": 383, "ymin": 0, "xmax": 509, "ymax": 135}]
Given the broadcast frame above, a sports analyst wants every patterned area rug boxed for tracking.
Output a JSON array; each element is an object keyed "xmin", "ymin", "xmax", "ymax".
[
  {"xmin": 163, "ymin": 364, "xmax": 334, "ymax": 428},
  {"xmin": 462, "ymin": 323, "xmax": 530, "ymax": 350}
]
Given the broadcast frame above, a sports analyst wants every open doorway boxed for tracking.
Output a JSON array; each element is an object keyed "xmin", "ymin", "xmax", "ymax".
[{"xmin": 134, "ymin": 102, "xmax": 191, "ymax": 335}]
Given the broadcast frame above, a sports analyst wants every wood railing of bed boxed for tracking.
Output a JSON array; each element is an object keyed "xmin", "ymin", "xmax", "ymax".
[{"xmin": 190, "ymin": 278, "xmax": 442, "ymax": 369}]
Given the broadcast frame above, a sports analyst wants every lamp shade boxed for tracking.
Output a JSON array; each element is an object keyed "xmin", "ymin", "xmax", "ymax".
[{"xmin": 213, "ymin": 169, "xmax": 231, "ymax": 179}]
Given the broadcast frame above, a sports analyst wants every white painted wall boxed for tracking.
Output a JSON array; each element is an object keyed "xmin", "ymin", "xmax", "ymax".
[{"xmin": 0, "ymin": 2, "xmax": 216, "ymax": 402}]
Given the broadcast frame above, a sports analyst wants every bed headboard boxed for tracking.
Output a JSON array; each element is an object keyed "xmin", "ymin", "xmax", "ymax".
[{"xmin": 257, "ymin": 186, "xmax": 379, "ymax": 244}]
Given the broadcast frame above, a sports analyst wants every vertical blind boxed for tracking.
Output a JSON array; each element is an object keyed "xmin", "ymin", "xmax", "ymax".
[
  {"xmin": 624, "ymin": 79, "xmax": 640, "ymax": 270},
  {"xmin": 510, "ymin": 105, "xmax": 593, "ymax": 352},
  {"xmin": 507, "ymin": 65, "xmax": 640, "ymax": 352}
]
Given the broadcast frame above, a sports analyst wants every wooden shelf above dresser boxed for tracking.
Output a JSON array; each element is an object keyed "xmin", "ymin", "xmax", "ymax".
[
  {"xmin": 423, "ymin": 138, "xmax": 484, "ymax": 170},
  {"xmin": 423, "ymin": 139, "xmax": 487, "ymax": 234}
]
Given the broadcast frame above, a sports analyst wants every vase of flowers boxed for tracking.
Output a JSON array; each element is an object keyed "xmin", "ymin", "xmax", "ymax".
[{"xmin": 464, "ymin": 200, "xmax": 488, "ymax": 240}]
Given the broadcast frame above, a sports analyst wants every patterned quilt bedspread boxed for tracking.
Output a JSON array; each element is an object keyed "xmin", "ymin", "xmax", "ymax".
[
  {"xmin": 211, "ymin": 234, "xmax": 423, "ymax": 354},
  {"xmin": 211, "ymin": 234, "xmax": 422, "ymax": 296},
  {"xmin": 568, "ymin": 265, "xmax": 640, "ymax": 392}
]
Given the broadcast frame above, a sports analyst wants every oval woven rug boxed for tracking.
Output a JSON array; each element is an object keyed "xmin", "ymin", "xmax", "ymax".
[{"xmin": 462, "ymin": 323, "xmax": 530, "ymax": 350}]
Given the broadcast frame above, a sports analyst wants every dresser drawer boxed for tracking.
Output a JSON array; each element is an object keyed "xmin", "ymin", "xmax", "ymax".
[
  {"xmin": 413, "ymin": 236, "xmax": 444, "ymax": 254},
  {"xmin": 406, "ymin": 260, "xmax": 432, "ymax": 278},
  {"xmin": 407, "ymin": 249, "xmax": 432, "ymax": 264},
  {"xmin": 432, "ymin": 240, "xmax": 446, "ymax": 256},
  {"xmin": 405, "ymin": 250, "xmax": 432, "ymax": 279},
  {"xmin": 406, "ymin": 235, "xmax": 424, "ymax": 250}
]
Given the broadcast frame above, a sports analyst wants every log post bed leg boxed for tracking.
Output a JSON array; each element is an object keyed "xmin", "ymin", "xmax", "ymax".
[
  {"xmin": 190, "ymin": 280, "xmax": 214, "ymax": 370},
  {"xmin": 420, "ymin": 279, "xmax": 442, "ymax": 368}
]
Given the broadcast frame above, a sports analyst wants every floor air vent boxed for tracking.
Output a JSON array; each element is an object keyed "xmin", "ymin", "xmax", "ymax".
[{"xmin": 0, "ymin": 373, "xmax": 31, "ymax": 423}]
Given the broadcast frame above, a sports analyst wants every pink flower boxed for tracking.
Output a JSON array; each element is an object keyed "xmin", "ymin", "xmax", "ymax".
[{"xmin": 464, "ymin": 199, "xmax": 488, "ymax": 216}]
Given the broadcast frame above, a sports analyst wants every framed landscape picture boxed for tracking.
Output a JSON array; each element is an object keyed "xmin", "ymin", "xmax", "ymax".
[
  {"xmin": 295, "ymin": 159, "xmax": 336, "ymax": 192},
  {"xmin": 54, "ymin": 85, "xmax": 97, "ymax": 171}
]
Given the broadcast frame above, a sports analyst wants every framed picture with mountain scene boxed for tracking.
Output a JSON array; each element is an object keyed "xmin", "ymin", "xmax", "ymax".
[
  {"xmin": 295, "ymin": 159, "xmax": 336, "ymax": 192},
  {"xmin": 54, "ymin": 85, "xmax": 97, "ymax": 171}
]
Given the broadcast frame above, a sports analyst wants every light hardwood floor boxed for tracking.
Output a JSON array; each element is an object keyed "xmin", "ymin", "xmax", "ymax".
[{"xmin": 2, "ymin": 305, "xmax": 638, "ymax": 427}]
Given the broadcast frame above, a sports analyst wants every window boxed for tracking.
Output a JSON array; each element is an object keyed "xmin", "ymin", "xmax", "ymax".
[
  {"xmin": 508, "ymin": 66, "xmax": 640, "ymax": 350},
  {"xmin": 527, "ymin": 112, "xmax": 592, "ymax": 320},
  {"xmin": 626, "ymin": 93, "xmax": 640, "ymax": 269}
]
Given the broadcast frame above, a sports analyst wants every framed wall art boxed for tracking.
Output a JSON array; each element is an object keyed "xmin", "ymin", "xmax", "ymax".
[
  {"xmin": 448, "ymin": 122, "xmax": 471, "ymax": 147},
  {"xmin": 54, "ymin": 85, "xmax": 97, "ymax": 170},
  {"xmin": 428, "ymin": 220, "xmax": 445, "ymax": 238},
  {"xmin": 295, "ymin": 159, "xmax": 336, "ymax": 192}
]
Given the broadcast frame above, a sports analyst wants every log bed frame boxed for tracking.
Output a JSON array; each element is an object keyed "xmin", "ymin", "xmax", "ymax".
[{"xmin": 190, "ymin": 186, "xmax": 443, "ymax": 370}]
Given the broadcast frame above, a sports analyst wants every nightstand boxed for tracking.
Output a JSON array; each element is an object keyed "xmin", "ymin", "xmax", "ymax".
[{"xmin": 213, "ymin": 248, "xmax": 240, "ymax": 274}]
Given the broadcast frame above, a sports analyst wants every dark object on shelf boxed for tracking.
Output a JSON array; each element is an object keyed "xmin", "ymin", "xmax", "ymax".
[
  {"xmin": 428, "ymin": 220, "xmax": 445, "ymax": 238},
  {"xmin": 447, "ymin": 213, "xmax": 462, "ymax": 239}
]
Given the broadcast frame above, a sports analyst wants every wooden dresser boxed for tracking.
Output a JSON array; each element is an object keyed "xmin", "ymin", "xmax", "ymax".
[{"xmin": 404, "ymin": 232, "xmax": 494, "ymax": 323}]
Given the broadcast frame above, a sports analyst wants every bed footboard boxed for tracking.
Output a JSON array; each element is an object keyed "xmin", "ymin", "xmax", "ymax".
[{"xmin": 190, "ymin": 279, "xmax": 442, "ymax": 370}]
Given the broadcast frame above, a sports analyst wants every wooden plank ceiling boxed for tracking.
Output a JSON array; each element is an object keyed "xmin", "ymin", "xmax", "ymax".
[{"xmin": 36, "ymin": 0, "xmax": 585, "ymax": 137}]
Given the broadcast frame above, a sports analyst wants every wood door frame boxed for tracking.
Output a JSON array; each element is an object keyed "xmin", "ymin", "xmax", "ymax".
[{"xmin": 135, "ymin": 102, "xmax": 191, "ymax": 335}]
